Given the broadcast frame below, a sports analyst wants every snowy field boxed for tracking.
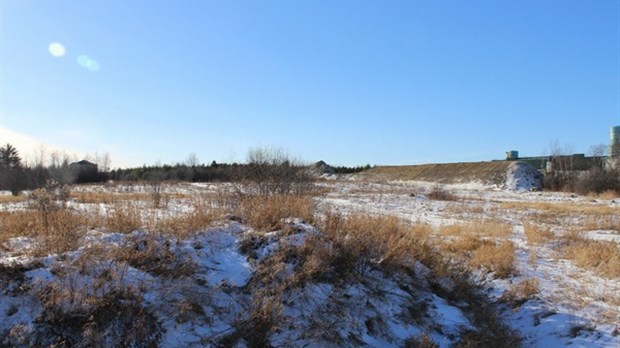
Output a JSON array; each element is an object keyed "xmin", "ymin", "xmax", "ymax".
[{"xmin": 0, "ymin": 179, "xmax": 618, "ymax": 347}]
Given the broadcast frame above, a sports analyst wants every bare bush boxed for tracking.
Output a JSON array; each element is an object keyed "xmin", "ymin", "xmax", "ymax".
[
  {"xmin": 242, "ymin": 146, "xmax": 314, "ymax": 196},
  {"xmin": 427, "ymin": 186, "xmax": 458, "ymax": 201}
]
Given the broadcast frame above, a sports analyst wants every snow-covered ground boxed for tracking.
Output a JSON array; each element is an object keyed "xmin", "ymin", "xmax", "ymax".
[
  {"xmin": 0, "ymin": 180, "xmax": 618, "ymax": 347},
  {"xmin": 317, "ymin": 180, "xmax": 620, "ymax": 347}
]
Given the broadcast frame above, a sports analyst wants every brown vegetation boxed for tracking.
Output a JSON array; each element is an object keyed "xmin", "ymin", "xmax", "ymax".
[
  {"xmin": 523, "ymin": 222, "xmax": 554, "ymax": 246},
  {"xmin": 240, "ymin": 194, "xmax": 315, "ymax": 231},
  {"xmin": 562, "ymin": 233, "xmax": 620, "ymax": 279}
]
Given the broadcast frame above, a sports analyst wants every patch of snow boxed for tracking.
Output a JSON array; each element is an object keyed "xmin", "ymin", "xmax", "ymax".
[{"xmin": 504, "ymin": 162, "xmax": 543, "ymax": 192}]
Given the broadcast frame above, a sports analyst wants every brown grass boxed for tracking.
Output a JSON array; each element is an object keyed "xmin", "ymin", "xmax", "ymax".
[
  {"xmin": 320, "ymin": 213, "xmax": 435, "ymax": 270},
  {"xmin": 442, "ymin": 235, "xmax": 516, "ymax": 279},
  {"xmin": 439, "ymin": 220, "xmax": 512, "ymax": 238},
  {"xmin": 240, "ymin": 194, "xmax": 315, "ymax": 231},
  {"xmin": 156, "ymin": 208, "xmax": 221, "ymax": 239},
  {"xmin": 0, "ymin": 194, "xmax": 27, "ymax": 203},
  {"xmin": 112, "ymin": 233, "xmax": 196, "ymax": 278},
  {"xmin": 36, "ymin": 262, "xmax": 160, "ymax": 346},
  {"xmin": 103, "ymin": 201, "xmax": 145, "ymax": 233},
  {"xmin": 500, "ymin": 201, "xmax": 618, "ymax": 217},
  {"xmin": 70, "ymin": 190, "xmax": 191, "ymax": 204},
  {"xmin": 583, "ymin": 215, "xmax": 620, "ymax": 231},
  {"xmin": 469, "ymin": 241, "xmax": 517, "ymax": 278},
  {"xmin": 0, "ymin": 209, "xmax": 89, "ymax": 255},
  {"xmin": 523, "ymin": 222, "xmax": 554, "ymax": 246},
  {"xmin": 562, "ymin": 234, "xmax": 620, "ymax": 278},
  {"xmin": 591, "ymin": 190, "xmax": 620, "ymax": 200},
  {"xmin": 500, "ymin": 278, "xmax": 540, "ymax": 304}
]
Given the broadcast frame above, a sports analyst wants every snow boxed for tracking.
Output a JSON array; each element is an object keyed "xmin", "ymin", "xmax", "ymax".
[
  {"xmin": 1, "ymin": 181, "xmax": 619, "ymax": 347},
  {"xmin": 504, "ymin": 162, "xmax": 543, "ymax": 192}
]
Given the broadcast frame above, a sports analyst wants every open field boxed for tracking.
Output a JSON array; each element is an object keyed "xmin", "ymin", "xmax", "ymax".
[{"xmin": 1, "ymin": 179, "xmax": 619, "ymax": 347}]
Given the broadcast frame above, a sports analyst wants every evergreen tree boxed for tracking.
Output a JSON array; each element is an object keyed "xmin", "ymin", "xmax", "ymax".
[{"xmin": 0, "ymin": 143, "xmax": 25, "ymax": 195}]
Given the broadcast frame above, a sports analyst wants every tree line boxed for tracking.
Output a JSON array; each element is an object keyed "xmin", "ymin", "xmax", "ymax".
[{"xmin": 0, "ymin": 144, "xmax": 373, "ymax": 196}]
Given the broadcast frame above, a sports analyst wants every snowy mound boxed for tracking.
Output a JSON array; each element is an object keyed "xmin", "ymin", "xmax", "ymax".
[{"xmin": 504, "ymin": 162, "xmax": 543, "ymax": 191}]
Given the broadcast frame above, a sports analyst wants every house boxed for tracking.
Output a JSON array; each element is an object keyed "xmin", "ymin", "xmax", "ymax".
[{"xmin": 70, "ymin": 160, "xmax": 99, "ymax": 183}]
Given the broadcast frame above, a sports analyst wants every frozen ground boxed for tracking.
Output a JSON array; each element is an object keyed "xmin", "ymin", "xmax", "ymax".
[
  {"xmin": 0, "ymin": 179, "xmax": 619, "ymax": 347},
  {"xmin": 317, "ymin": 179, "xmax": 620, "ymax": 347}
]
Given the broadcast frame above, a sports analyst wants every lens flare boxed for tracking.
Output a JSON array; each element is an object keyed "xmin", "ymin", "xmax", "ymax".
[
  {"xmin": 48, "ymin": 42, "xmax": 66, "ymax": 57},
  {"xmin": 77, "ymin": 55, "xmax": 101, "ymax": 72}
]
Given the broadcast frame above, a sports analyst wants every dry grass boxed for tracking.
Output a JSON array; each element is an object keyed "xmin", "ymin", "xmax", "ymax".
[
  {"xmin": 156, "ymin": 208, "xmax": 221, "ymax": 239},
  {"xmin": 112, "ymin": 233, "xmax": 196, "ymax": 278},
  {"xmin": 444, "ymin": 202, "xmax": 486, "ymax": 216},
  {"xmin": 70, "ymin": 190, "xmax": 191, "ymax": 205},
  {"xmin": 0, "ymin": 194, "xmax": 27, "ymax": 203},
  {"xmin": 36, "ymin": 261, "xmax": 160, "ymax": 346},
  {"xmin": 0, "ymin": 210, "xmax": 40, "ymax": 241},
  {"xmin": 103, "ymin": 201, "xmax": 145, "ymax": 233},
  {"xmin": 439, "ymin": 220, "xmax": 512, "ymax": 238},
  {"xmin": 240, "ymin": 194, "xmax": 315, "ymax": 231},
  {"xmin": 500, "ymin": 278, "xmax": 540, "ymax": 304},
  {"xmin": 523, "ymin": 222, "xmax": 554, "ymax": 246},
  {"xmin": 583, "ymin": 215, "xmax": 620, "ymax": 231},
  {"xmin": 500, "ymin": 201, "xmax": 618, "ymax": 217},
  {"xmin": 442, "ymin": 235, "xmax": 516, "ymax": 279},
  {"xmin": 318, "ymin": 212, "xmax": 436, "ymax": 275},
  {"xmin": 0, "ymin": 209, "xmax": 89, "ymax": 255},
  {"xmin": 469, "ymin": 241, "xmax": 517, "ymax": 278},
  {"xmin": 562, "ymin": 233, "xmax": 620, "ymax": 279},
  {"xmin": 590, "ymin": 190, "xmax": 620, "ymax": 200}
]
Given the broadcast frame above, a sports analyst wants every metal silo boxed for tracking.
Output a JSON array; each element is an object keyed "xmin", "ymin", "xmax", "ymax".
[{"xmin": 610, "ymin": 126, "xmax": 620, "ymax": 158}]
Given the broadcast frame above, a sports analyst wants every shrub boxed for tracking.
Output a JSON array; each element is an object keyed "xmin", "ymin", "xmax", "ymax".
[
  {"xmin": 242, "ymin": 146, "xmax": 314, "ymax": 196},
  {"xmin": 427, "ymin": 187, "xmax": 457, "ymax": 201}
]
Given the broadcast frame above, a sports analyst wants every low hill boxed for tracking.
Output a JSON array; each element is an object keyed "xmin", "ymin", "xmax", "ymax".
[{"xmin": 354, "ymin": 161, "xmax": 542, "ymax": 190}]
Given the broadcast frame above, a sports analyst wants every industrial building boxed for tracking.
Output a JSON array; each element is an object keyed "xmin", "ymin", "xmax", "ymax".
[{"xmin": 506, "ymin": 125, "xmax": 620, "ymax": 172}]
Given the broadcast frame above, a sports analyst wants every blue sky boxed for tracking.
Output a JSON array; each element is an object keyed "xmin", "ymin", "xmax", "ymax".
[{"xmin": 1, "ymin": 0, "xmax": 618, "ymax": 168}]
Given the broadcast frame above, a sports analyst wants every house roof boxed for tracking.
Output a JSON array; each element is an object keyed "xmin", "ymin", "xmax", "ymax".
[{"xmin": 70, "ymin": 160, "xmax": 97, "ymax": 166}]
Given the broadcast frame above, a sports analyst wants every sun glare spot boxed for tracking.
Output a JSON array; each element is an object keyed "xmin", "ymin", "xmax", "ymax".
[{"xmin": 48, "ymin": 42, "xmax": 66, "ymax": 57}]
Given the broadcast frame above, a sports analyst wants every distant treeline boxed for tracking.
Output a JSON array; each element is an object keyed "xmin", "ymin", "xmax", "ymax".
[
  {"xmin": 332, "ymin": 164, "xmax": 372, "ymax": 174},
  {"xmin": 108, "ymin": 162, "xmax": 244, "ymax": 182},
  {"xmin": 1, "ymin": 143, "xmax": 377, "ymax": 195}
]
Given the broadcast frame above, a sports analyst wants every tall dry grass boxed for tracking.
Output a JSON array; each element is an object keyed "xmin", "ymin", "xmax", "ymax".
[
  {"xmin": 441, "ymin": 234, "xmax": 516, "ymax": 279},
  {"xmin": 103, "ymin": 201, "xmax": 145, "ymax": 233},
  {"xmin": 240, "ymin": 194, "xmax": 315, "ymax": 231},
  {"xmin": 469, "ymin": 241, "xmax": 517, "ymax": 278},
  {"xmin": 0, "ymin": 209, "xmax": 88, "ymax": 255},
  {"xmin": 562, "ymin": 233, "xmax": 620, "ymax": 279},
  {"xmin": 156, "ymin": 209, "xmax": 221, "ymax": 239},
  {"xmin": 523, "ymin": 222, "xmax": 554, "ymax": 246}
]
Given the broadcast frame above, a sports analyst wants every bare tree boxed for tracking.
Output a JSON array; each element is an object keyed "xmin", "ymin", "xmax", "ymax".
[{"xmin": 243, "ymin": 146, "xmax": 313, "ymax": 196}]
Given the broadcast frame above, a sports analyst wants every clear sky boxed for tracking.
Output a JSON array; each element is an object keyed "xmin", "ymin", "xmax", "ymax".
[{"xmin": 1, "ymin": 0, "xmax": 619, "ymax": 168}]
